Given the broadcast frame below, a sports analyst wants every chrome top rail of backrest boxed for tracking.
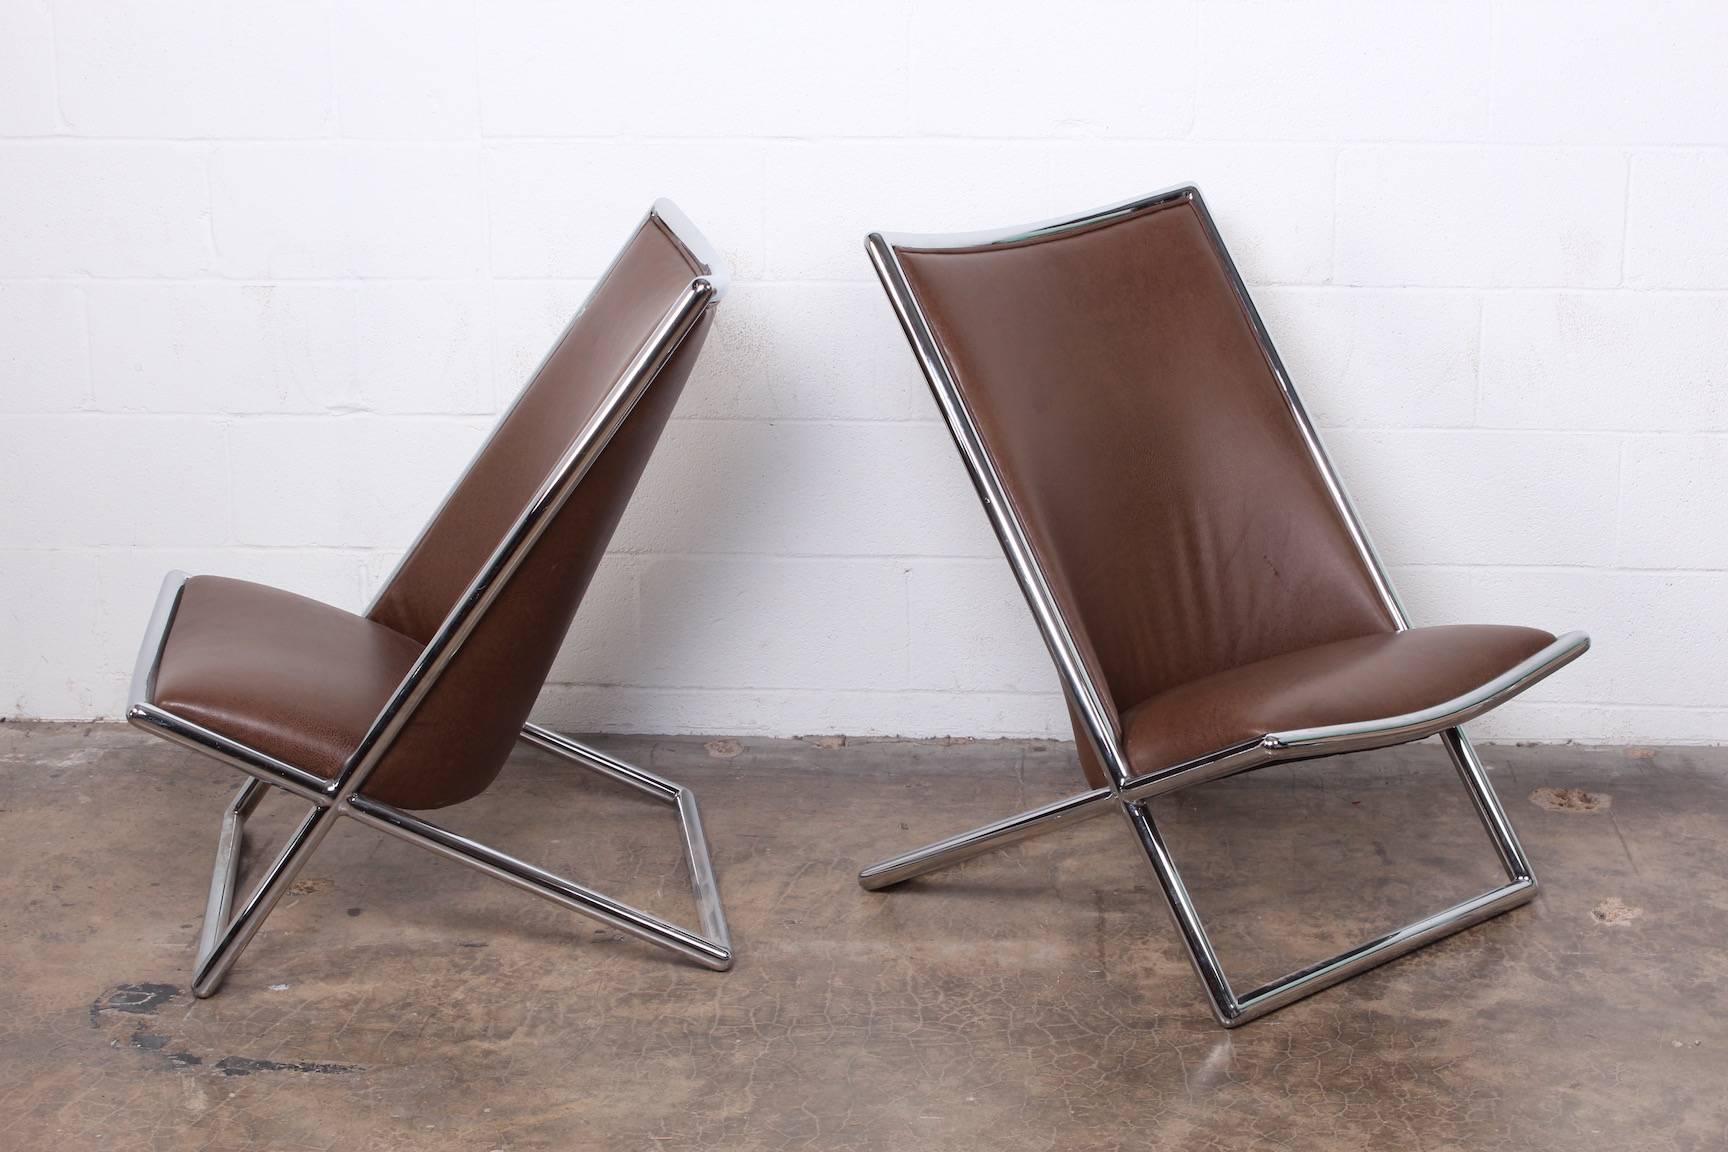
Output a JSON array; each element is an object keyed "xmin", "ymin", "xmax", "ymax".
[
  {"xmin": 337, "ymin": 275, "xmax": 717, "ymax": 800},
  {"xmin": 868, "ymin": 185, "xmax": 1413, "ymax": 791},
  {"xmin": 652, "ymin": 197, "xmax": 730, "ymax": 301},
  {"xmin": 873, "ymin": 186, "xmax": 1195, "ymax": 254},
  {"xmin": 365, "ymin": 200, "xmax": 727, "ymax": 619}
]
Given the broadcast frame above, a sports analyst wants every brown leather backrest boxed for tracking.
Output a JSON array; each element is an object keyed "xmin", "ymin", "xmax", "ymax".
[
  {"xmin": 892, "ymin": 194, "xmax": 1395, "ymax": 741},
  {"xmin": 364, "ymin": 215, "xmax": 713, "ymax": 808}
]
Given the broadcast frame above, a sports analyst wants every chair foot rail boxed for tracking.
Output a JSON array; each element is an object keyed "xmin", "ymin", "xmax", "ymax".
[
  {"xmin": 1224, "ymin": 877, "xmax": 1537, "ymax": 1027},
  {"xmin": 344, "ymin": 795, "xmax": 732, "ymax": 971}
]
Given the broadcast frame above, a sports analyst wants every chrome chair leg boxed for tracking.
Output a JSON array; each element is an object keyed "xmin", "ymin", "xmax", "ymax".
[
  {"xmin": 343, "ymin": 794, "xmax": 731, "ymax": 970},
  {"xmin": 1441, "ymin": 726, "xmax": 1535, "ymax": 882},
  {"xmin": 194, "ymin": 778, "xmax": 267, "ymax": 972},
  {"xmin": 514, "ymin": 723, "xmax": 731, "ymax": 964},
  {"xmin": 860, "ymin": 731, "xmax": 1539, "ymax": 1027},
  {"xmin": 193, "ymin": 802, "xmax": 340, "ymax": 997},
  {"xmin": 1124, "ymin": 733, "xmax": 1537, "ymax": 1027},
  {"xmin": 183, "ymin": 725, "xmax": 733, "ymax": 995},
  {"xmin": 858, "ymin": 786, "xmax": 1116, "ymax": 890}
]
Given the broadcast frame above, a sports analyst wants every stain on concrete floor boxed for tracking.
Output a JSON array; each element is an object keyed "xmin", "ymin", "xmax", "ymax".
[
  {"xmin": 1, "ymin": 723, "xmax": 1723, "ymax": 1150},
  {"xmin": 1590, "ymin": 896, "xmax": 1644, "ymax": 926},
  {"xmin": 1530, "ymin": 786, "xmax": 1614, "ymax": 813}
]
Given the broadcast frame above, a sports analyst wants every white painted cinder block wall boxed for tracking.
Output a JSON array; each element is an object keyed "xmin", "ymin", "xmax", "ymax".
[{"xmin": 3, "ymin": 1, "xmax": 1726, "ymax": 743}]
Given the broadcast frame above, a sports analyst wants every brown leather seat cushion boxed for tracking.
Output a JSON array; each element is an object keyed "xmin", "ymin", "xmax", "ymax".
[
  {"xmin": 153, "ymin": 576, "xmax": 422, "ymax": 789},
  {"xmin": 1120, "ymin": 624, "xmax": 1555, "ymax": 776}
]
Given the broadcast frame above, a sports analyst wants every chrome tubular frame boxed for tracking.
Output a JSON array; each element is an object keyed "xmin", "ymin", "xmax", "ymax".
[
  {"xmin": 128, "ymin": 202, "xmax": 733, "ymax": 996},
  {"xmin": 863, "ymin": 186, "xmax": 1589, "ymax": 1027}
]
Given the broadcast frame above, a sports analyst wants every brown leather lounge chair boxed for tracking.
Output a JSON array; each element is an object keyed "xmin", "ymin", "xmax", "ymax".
[
  {"xmin": 128, "ymin": 201, "xmax": 732, "ymax": 996},
  {"xmin": 860, "ymin": 187, "xmax": 1589, "ymax": 1027}
]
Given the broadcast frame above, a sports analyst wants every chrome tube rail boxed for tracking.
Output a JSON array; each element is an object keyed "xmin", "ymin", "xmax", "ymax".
[
  {"xmin": 859, "ymin": 786, "xmax": 1117, "ymax": 891},
  {"xmin": 344, "ymin": 738, "xmax": 732, "ymax": 971},
  {"xmin": 195, "ymin": 778, "xmax": 265, "ymax": 971},
  {"xmin": 127, "ymin": 202, "xmax": 734, "ymax": 996},
  {"xmin": 365, "ymin": 200, "xmax": 726, "ymax": 617},
  {"xmin": 1114, "ymin": 628, "xmax": 1590, "ymax": 805},
  {"xmin": 862, "ymin": 186, "xmax": 1588, "ymax": 1027}
]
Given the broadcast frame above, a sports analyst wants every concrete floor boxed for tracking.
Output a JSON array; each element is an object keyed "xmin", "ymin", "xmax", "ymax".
[{"xmin": 1, "ymin": 723, "xmax": 1723, "ymax": 1150}]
